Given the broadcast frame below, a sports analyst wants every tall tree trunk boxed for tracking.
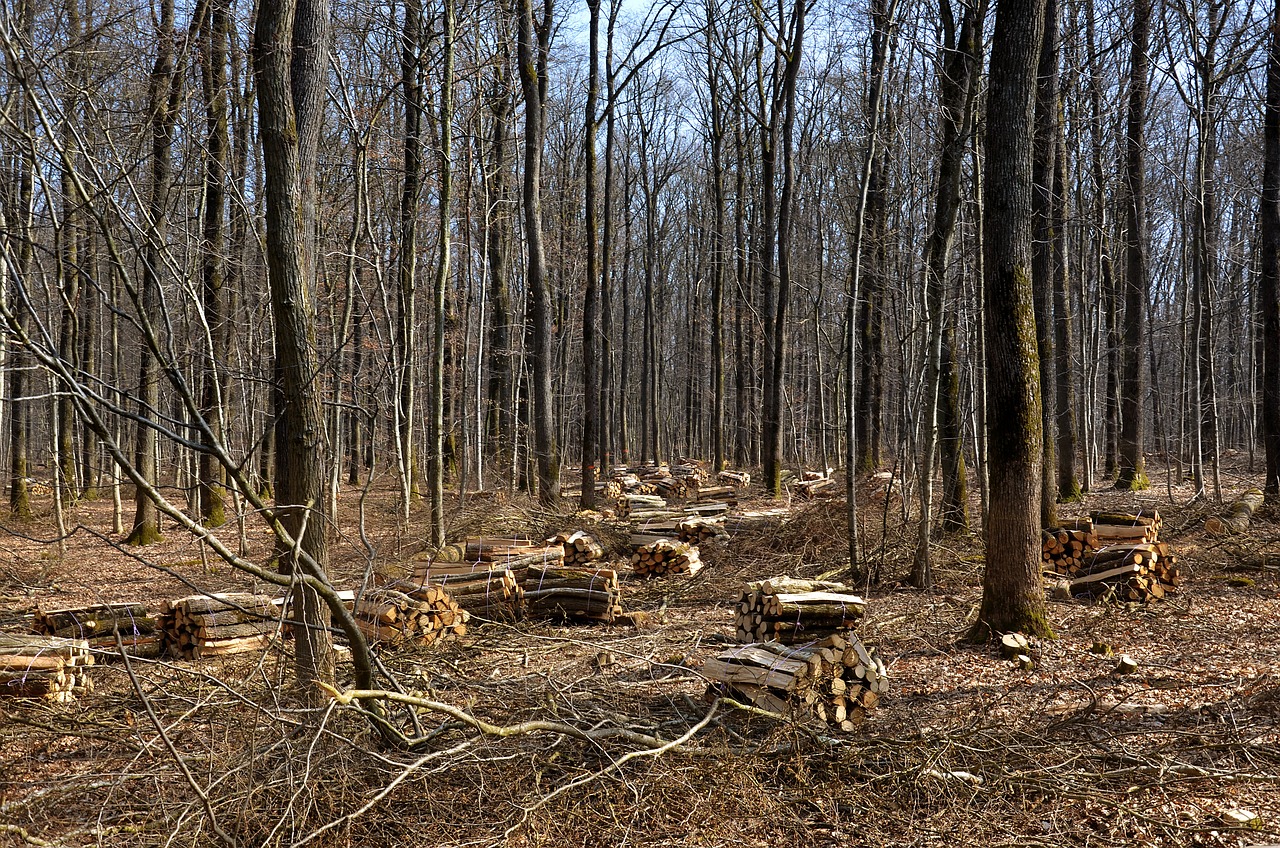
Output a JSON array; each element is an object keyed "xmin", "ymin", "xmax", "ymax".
[
  {"xmin": 1117, "ymin": 0, "xmax": 1151, "ymax": 491},
  {"xmin": 429, "ymin": 0, "xmax": 454, "ymax": 546},
  {"xmin": 974, "ymin": 0, "xmax": 1053, "ymax": 639},
  {"xmin": 397, "ymin": 0, "xmax": 424, "ymax": 518},
  {"xmin": 1262, "ymin": 0, "xmax": 1280, "ymax": 499},
  {"xmin": 1031, "ymin": 0, "xmax": 1059, "ymax": 528},
  {"xmin": 581, "ymin": 0, "xmax": 601, "ymax": 509},
  {"xmin": 484, "ymin": 51, "xmax": 515, "ymax": 475}
]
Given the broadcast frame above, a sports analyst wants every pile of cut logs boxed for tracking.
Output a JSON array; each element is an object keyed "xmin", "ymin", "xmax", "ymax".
[
  {"xmin": 0, "ymin": 634, "xmax": 93, "ymax": 702},
  {"xmin": 411, "ymin": 560, "xmax": 525, "ymax": 621},
  {"xmin": 678, "ymin": 517, "xmax": 728, "ymax": 546},
  {"xmin": 465, "ymin": 537, "xmax": 565, "ymax": 569},
  {"xmin": 548, "ymin": 530, "xmax": 606, "ymax": 566},
  {"xmin": 717, "ymin": 470, "xmax": 751, "ymax": 488},
  {"xmin": 524, "ymin": 562, "xmax": 623, "ymax": 622},
  {"xmin": 792, "ymin": 477, "xmax": 836, "ymax": 499},
  {"xmin": 1043, "ymin": 511, "xmax": 1179, "ymax": 603},
  {"xmin": 617, "ymin": 493, "xmax": 667, "ymax": 519},
  {"xmin": 735, "ymin": 577, "xmax": 866, "ymax": 644},
  {"xmin": 160, "ymin": 593, "xmax": 279, "ymax": 659},
  {"xmin": 703, "ymin": 633, "xmax": 885, "ymax": 732},
  {"xmin": 32, "ymin": 601, "xmax": 161, "ymax": 658},
  {"xmin": 352, "ymin": 583, "xmax": 469, "ymax": 646},
  {"xmin": 631, "ymin": 539, "xmax": 702, "ymax": 577}
]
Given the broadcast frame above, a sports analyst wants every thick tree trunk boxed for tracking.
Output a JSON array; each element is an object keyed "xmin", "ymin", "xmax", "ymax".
[
  {"xmin": 484, "ymin": 54, "xmax": 515, "ymax": 474},
  {"xmin": 1262, "ymin": 0, "xmax": 1280, "ymax": 499},
  {"xmin": 396, "ymin": 0, "xmax": 424, "ymax": 518},
  {"xmin": 580, "ymin": 0, "xmax": 602, "ymax": 509},
  {"xmin": 974, "ymin": 0, "xmax": 1054, "ymax": 639},
  {"xmin": 429, "ymin": 0, "xmax": 454, "ymax": 546}
]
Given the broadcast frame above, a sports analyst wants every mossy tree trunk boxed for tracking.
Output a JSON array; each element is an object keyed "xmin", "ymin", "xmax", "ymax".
[{"xmin": 974, "ymin": 0, "xmax": 1054, "ymax": 640}]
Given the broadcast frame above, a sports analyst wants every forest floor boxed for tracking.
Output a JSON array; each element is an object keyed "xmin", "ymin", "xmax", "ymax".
[{"xmin": 2, "ymin": 458, "xmax": 1280, "ymax": 847}]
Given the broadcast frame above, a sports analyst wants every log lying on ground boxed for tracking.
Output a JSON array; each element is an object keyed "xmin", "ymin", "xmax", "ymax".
[
  {"xmin": 1205, "ymin": 489, "xmax": 1265, "ymax": 536},
  {"xmin": 0, "ymin": 634, "xmax": 93, "ymax": 701},
  {"xmin": 409, "ymin": 560, "xmax": 525, "ymax": 621},
  {"xmin": 32, "ymin": 602, "xmax": 162, "ymax": 659},
  {"xmin": 548, "ymin": 530, "xmax": 606, "ymax": 566},
  {"xmin": 160, "ymin": 593, "xmax": 279, "ymax": 659},
  {"xmin": 1041, "ymin": 527, "xmax": 1100, "ymax": 576},
  {"xmin": 703, "ymin": 633, "xmax": 885, "ymax": 732},
  {"xmin": 524, "ymin": 563, "xmax": 623, "ymax": 622},
  {"xmin": 736, "ymin": 577, "xmax": 866, "ymax": 644},
  {"xmin": 353, "ymin": 584, "xmax": 469, "ymax": 646},
  {"xmin": 631, "ymin": 539, "xmax": 702, "ymax": 578},
  {"xmin": 1089, "ymin": 510, "xmax": 1161, "ymax": 544}
]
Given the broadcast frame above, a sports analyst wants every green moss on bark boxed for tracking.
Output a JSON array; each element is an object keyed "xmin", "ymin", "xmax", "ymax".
[
  {"xmin": 125, "ymin": 522, "xmax": 164, "ymax": 546},
  {"xmin": 1115, "ymin": 469, "xmax": 1149, "ymax": 491}
]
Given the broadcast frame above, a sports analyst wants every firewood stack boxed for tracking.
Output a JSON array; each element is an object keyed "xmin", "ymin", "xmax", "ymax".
[
  {"xmin": 703, "ymin": 633, "xmax": 885, "ymax": 732},
  {"xmin": 409, "ymin": 560, "xmax": 525, "ymax": 621},
  {"xmin": 596, "ymin": 479, "xmax": 624, "ymax": 501},
  {"xmin": 548, "ymin": 530, "xmax": 606, "ymax": 566},
  {"xmin": 0, "ymin": 634, "xmax": 94, "ymax": 702},
  {"xmin": 1041, "ymin": 525, "xmax": 1100, "ymax": 576},
  {"xmin": 631, "ymin": 539, "xmax": 702, "ymax": 577},
  {"xmin": 689, "ymin": 485, "xmax": 737, "ymax": 507},
  {"xmin": 1090, "ymin": 510, "xmax": 1161, "ymax": 544},
  {"xmin": 717, "ymin": 470, "xmax": 751, "ymax": 488},
  {"xmin": 678, "ymin": 517, "xmax": 729, "ymax": 546},
  {"xmin": 617, "ymin": 493, "xmax": 668, "ymax": 519},
  {"xmin": 792, "ymin": 477, "xmax": 836, "ymax": 499},
  {"xmin": 353, "ymin": 584, "xmax": 469, "ymax": 646},
  {"xmin": 735, "ymin": 577, "xmax": 866, "ymax": 644},
  {"xmin": 32, "ymin": 602, "xmax": 162, "ymax": 658},
  {"xmin": 524, "ymin": 563, "xmax": 623, "ymax": 622},
  {"xmin": 672, "ymin": 459, "xmax": 709, "ymax": 484},
  {"xmin": 160, "ymin": 593, "xmax": 279, "ymax": 659}
]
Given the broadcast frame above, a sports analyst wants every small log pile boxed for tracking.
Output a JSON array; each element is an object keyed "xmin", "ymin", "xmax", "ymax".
[
  {"xmin": 631, "ymin": 538, "xmax": 702, "ymax": 577},
  {"xmin": 1090, "ymin": 510, "xmax": 1161, "ymax": 544},
  {"xmin": 548, "ymin": 530, "xmax": 606, "ymax": 566},
  {"xmin": 703, "ymin": 633, "xmax": 885, "ymax": 732},
  {"xmin": 409, "ymin": 560, "xmax": 524, "ymax": 621},
  {"xmin": 160, "ymin": 593, "xmax": 279, "ymax": 659},
  {"xmin": 672, "ymin": 459, "xmax": 710, "ymax": 485},
  {"xmin": 0, "ymin": 634, "xmax": 94, "ymax": 702},
  {"xmin": 678, "ymin": 517, "xmax": 728, "ymax": 546},
  {"xmin": 717, "ymin": 469, "xmax": 751, "ymax": 488},
  {"xmin": 524, "ymin": 563, "xmax": 623, "ymax": 622},
  {"xmin": 690, "ymin": 485, "xmax": 737, "ymax": 507},
  {"xmin": 1066, "ymin": 542, "xmax": 1182, "ymax": 601},
  {"xmin": 735, "ymin": 577, "xmax": 866, "ymax": 644},
  {"xmin": 617, "ymin": 493, "xmax": 668, "ymax": 519},
  {"xmin": 32, "ymin": 602, "xmax": 162, "ymax": 658},
  {"xmin": 465, "ymin": 537, "xmax": 566, "ymax": 571},
  {"xmin": 596, "ymin": 479, "xmax": 624, "ymax": 501},
  {"xmin": 792, "ymin": 477, "xmax": 836, "ymax": 499},
  {"xmin": 353, "ymin": 584, "xmax": 469, "ymax": 646},
  {"xmin": 1041, "ymin": 525, "xmax": 1100, "ymax": 576}
]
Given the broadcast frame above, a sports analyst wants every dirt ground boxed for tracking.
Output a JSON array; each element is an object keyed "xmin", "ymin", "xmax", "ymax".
[{"xmin": 2, "ymin": 459, "xmax": 1280, "ymax": 848}]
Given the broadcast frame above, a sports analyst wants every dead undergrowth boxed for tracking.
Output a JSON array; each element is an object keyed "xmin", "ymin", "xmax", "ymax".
[{"xmin": 2, "ymin": 460, "xmax": 1280, "ymax": 847}]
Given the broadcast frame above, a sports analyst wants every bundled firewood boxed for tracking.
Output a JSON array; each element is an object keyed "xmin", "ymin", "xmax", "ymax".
[
  {"xmin": 678, "ymin": 517, "xmax": 729, "ymax": 546},
  {"xmin": 160, "ymin": 593, "xmax": 279, "ymax": 659},
  {"xmin": 31, "ymin": 602, "xmax": 162, "ymax": 658},
  {"xmin": 617, "ymin": 493, "xmax": 667, "ymax": 519},
  {"xmin": 1089, "ymin": 510, "xmax": 1161, "ymax": 544},
  {"xmin": 672, "ymin": 459, "xmax": 709, "ymax": 483},
  {"xmin": 654, "ymin": 475, "xmax": 693, "ymax": 501},
  {"xmin": 596, "ymin": 479, "xmax": 624, "ymax": 501},
  {"xmin": 1063, "ymin": 542, "xmax": 1182, "ymax": 602},
  {"xmin": 631, "ymin": 539, "xmax": 702, "ymax": 577},
  {"xmin": 1041, "ymin": 527, "xmax": 1100, "ymax": 577},
  {"xmin": 793, "ymin": 477, "xmax": 836, "ymax": 499},
  {"xmin": 548, "ymin": 530, "xmax": 606, "ymax": 566},
  {"xmin": 524, "ymin": 563, "xmax": 622, "ymax": 622},
  {"xmin": 703, "ymin": 633, "xmax": 885, "ymax": 732},
  {"xmin": 736, "ymin": 577, "xmax": 866, "ymax": 644},
  {"xmin": 465, "ymin": 536, "xmax": 534, "ymax": 560},
  {"xmin": 410, "ymin": 560, "xmax": 525, "ymax": 621},
  {"xmin": 0, "ymin": 634, "xmax": 94, "ymax": 702},
  {"xmin": 717, "ymin": 470, "xmax": 751, "ymax": 488},
  {"xmin": 352, "ymin": 584, "xmax": 469, "ymax": 646}
]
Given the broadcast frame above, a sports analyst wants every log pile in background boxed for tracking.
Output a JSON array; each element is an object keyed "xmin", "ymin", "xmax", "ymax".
[
  {"xmin": 616, "ymin": 493, "xmax": 668, "ymax": 519},
  {"xmin": 703, "ymin": 633, "xmax": 885, "ymax": 732},
  {"xmin": 1090, "ymin": 510, "xmax": 1161, "ymax": 544},
  {"xmin": 689, "ymin": 485, "xmax": 737, "ymax": 507},
  {"xmin": 735, "ymin": 577, "xmax": 866, "ymax": 644},
  {"xmin": 672, "ymin": 459, "xmax": 709, "ymax": 485},
  {"xmin": 678, "ymin": 517, "xmax": 728, "ymax": 546},
  {"xmin": 631, "ymin": 539, "xmax": 702, "ymax": 577},
  {"xmin": 32, "ymin": 602, "xmax": 161, "ymax": 658},
  {"xmin": 410, "ymin": 560, "xmax": 524, "ymax": 621},
  {"xmin": 717, "ymin": 470, "xmax": 751, "ymax": 488},
  {"xmin": 596, "ymin": 479, "xmax": 624, "ymax": 501},
  {"xmin": 1043, "ymin": 511, "xmax": 1180, "ymax": 603},
  {"xmin": 524, "ymin": 563, "xmax": 622, "ymax": 622},
  {"xmin": 1, "ymin": 634, "xmax": 94, "ymax": 702},
  {"xmin": 353, "ymin": 584, "xmax": 469, "ymax": 646},
  {"xmin": 548, "ymin": 530, "xmax": 606, "ymax": 566},
  {"xmin": 1041, "ymin": 526, "xmax": 1100, "ymax": 576},
  {"xmin": 792, "ymin": 477, "xmax": 836, "ymax": 499},
  {"xmin": 160, "ymin": 593, "xmax": 279, "ymax": 659}
]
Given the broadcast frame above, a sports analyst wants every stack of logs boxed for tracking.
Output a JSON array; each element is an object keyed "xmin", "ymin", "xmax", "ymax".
[
  {"xmin": 524, "ymin": 562, "xmax": 623, "ymax": 622},
  {"xmin": 1042, "ymin": 512, "xmax": 1179, "ymax": 602},
  {"xmin": 0, "ymin": 634, "xmax": 93, "ymax": 702},
  {"xmin": 678, "ymin": 517, "xmax": 728, "ymax": 546},
  {"xmin": 32, "ymin": 601, "xmax": 161, "ymax": 658},
  {"xmin": 792, "ymin": 476, "xmax": 836, "ymax": 499},
  {"xmin": 617, "ymin": 493, "xmax": 667, "ymax": 519},
  {"xmin": 703, "ymin": 633, "xmax": 885, "ymax": 732},
  {"xmin": 548, "ymin": 530, "xmax": 606, "ymax": 567},
  {"xmin": 717, "ymin": 470, "xmax": 751, "ymax": 488},
  {"xmin": 160, "ymin": 593, "xmax": 279, "ymax": 659},
  {"xmin": 353, "ymin": 583, "xmax": 469, "ymax": 646},
  {"xmin": 411, "ymin": 560, "xmax": 524, "ymax": 621},
  {"xmin": 735, "ymin": 577, "xmax": 866, "ymax": 644},
  {"xmin": 631, "ymin": 539, "xmax": 702, "ymax": 577}
]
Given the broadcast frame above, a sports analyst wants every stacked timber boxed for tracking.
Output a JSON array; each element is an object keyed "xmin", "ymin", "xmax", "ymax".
[
  {"xmin": 0, "ymin": 634, "xmax": 93, "ymax": 702},
  {"xmin": 631, "ymin": 539, "xmax": 702, "ymax": 577},
  {"xmin": 1041, "ymin": 526, "xmax": 1100, "ymax": 576},
  {"xmin": 717, "ymin": 470, "xmax": 751, "ymax": 488},
  {"xmin": 617, "ymin": 493, "xmax": 668, "ymax": 519},
  {"xmin": 703, "ymin": 633, "xmax": 885, "ymax": 732},
  {"xmin": 547, "ymin": 530, "xmax": 606, "ymax": 567},
  {"xmin": 678, "ymin": 517, "xmax": 729, "ymax": 546},
  {"xmin": 1067, "ymin": 542, "xmax": 1181, "ymax": 602},
  {"xmin": 654, "ymin": 475, "xmax": 693, "ymax": 501},
  {"xmin": 409, "ymin": 560, "xmax": 524, "ymax": 621},
  {"xmin": 352, "ymin": 584, "xmax": 469, "ymax": 646},
  {"xmin": 690, "ymin": 485, "xmax": 738, "ymax": 507},
  {"xmin": 524, "ymin": 563, "xmax": 622, "ymax": 622},
  {"xmin": 672, "ymin": 459, "xmax": 710, "ymax": 485},
  {"xmin": 1089, "ymin": 510, "xmax": 1161, "ymax": 544},
  {"xmin": 465, "ymin": 537, "xmax": 566, "ymax": 571},
  {"xmin": 596, "ymin": 479, "xmax": 624, "ymax": 502},
  {"xmin": 792, "ymin": 477, "xmax": 836, "ymax": 499},
  {"xmin": 160, "ymin": 593, "xmax": 279, "ymax": 659},
  {"xmin": 735, "ymin": 577, "xmax": 866, "ymax": 644},
  {"xmin": 32, "ymin": 601, "xmax": 161, "ymax": 658}
]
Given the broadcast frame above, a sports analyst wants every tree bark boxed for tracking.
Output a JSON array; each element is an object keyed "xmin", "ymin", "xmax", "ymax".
[{"xmin": 1262, "ymin": 0, "xmax": 1280, "ymax": 499}]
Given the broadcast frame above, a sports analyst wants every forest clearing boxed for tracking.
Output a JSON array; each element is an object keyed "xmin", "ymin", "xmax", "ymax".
[{"xmin": 3, "ymin": 459, "xmax": 1280, "ymax": 848}]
